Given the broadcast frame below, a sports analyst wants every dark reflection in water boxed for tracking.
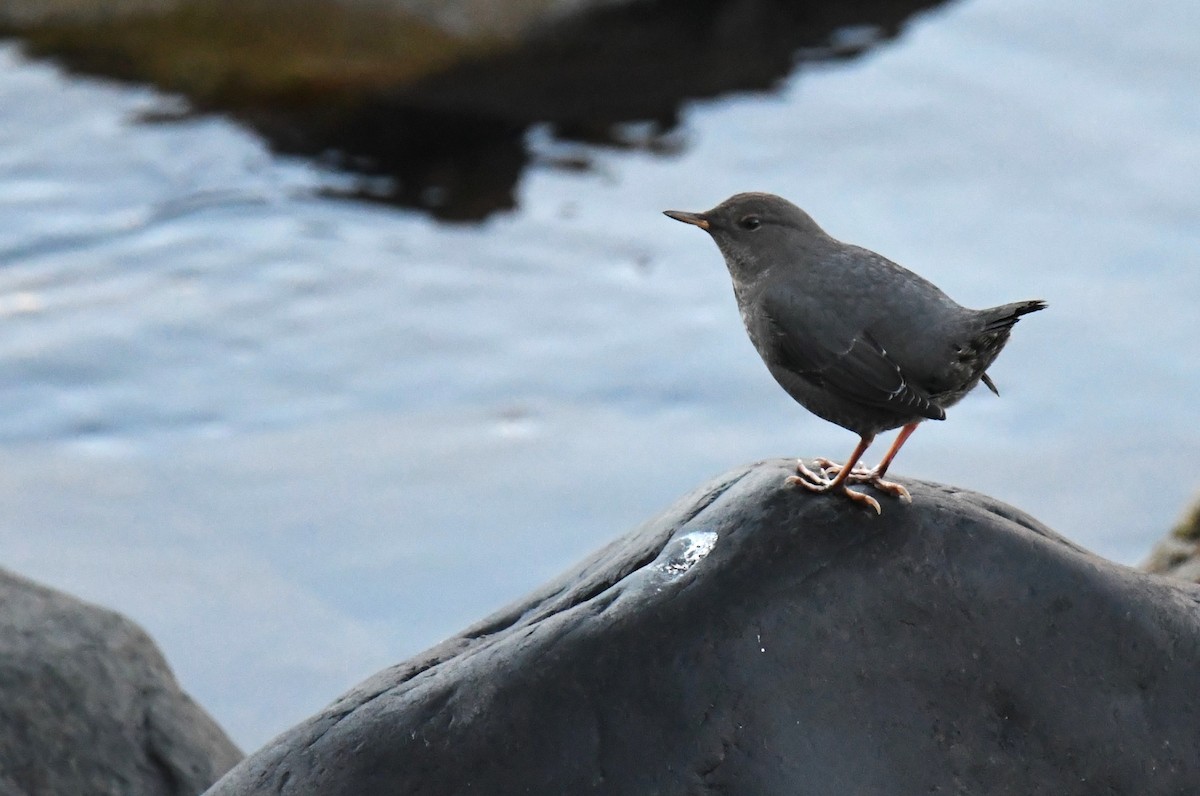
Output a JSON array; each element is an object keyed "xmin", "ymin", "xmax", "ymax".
[
  {"xmin": 4, "ymin": 0, "xmax": 948, "ymax": 219},
  {"xmin": 238, "ymin": 0, "xmax": 951, "ymax": 220}
]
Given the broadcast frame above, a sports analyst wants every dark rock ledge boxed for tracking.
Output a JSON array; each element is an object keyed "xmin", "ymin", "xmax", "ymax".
[
  {"xmin": 207, "ymin": 459, "xmax": 1200, "ymax": 795},
  {"xmin": 0, "ymin": 568, "xmax": 242, "ymax": 795}
]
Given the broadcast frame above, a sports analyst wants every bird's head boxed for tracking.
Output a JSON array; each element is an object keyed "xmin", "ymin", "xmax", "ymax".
[{"xmin": 664, "ymin": 192, "xmax": 829, "ymax": 283}]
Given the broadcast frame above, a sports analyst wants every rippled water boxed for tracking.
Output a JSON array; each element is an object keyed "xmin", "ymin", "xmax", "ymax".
[{"xmin": 1, "ymin": 0, "xmax": 1198, "ymax": 749}]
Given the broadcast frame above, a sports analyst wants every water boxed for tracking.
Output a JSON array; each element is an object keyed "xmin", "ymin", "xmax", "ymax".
[{"xmin": 1, "ymin": 0, "xmax": 1198, "ymax": 750}]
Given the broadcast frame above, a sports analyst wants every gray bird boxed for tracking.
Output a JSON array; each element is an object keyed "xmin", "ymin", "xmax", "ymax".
[{"xmin": 665, "ymin": 192, "xmax": 1045, "ymax": 513}]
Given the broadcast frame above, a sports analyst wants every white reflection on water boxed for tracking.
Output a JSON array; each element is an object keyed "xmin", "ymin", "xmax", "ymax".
[{"xmin": 0, "ymin": 0, "xmax": 1198, "ymax": 749}]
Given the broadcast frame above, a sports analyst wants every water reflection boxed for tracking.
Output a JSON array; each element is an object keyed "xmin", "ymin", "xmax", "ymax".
[
  {"xmin": 262, "ymin": 0, "xmax": 952, "ymax": 219},
  {"xmin": 6, "ymin": 0, "xmax": 950, "ymax": 220}
]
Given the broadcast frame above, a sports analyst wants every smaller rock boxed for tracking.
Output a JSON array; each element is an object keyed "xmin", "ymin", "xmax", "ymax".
[
  {"xmin": 1142, "ymin": 493, "xmax": 1200, "ymax": 583},
  {"xmin": 0, "ymin": 567, "xmax": 242, "ymax": 796}
]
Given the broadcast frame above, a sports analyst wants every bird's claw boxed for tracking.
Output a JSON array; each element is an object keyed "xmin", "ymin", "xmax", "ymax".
[
  {"xmin": 813, "ymin": 457, "xmax": 874, "ymax": 480},
  {"xmin": 788, "ymin": 458, "xmax": 907, "ymax": 513},
  {"xmin": 786, "ymin": 468, "xmax": 882, "ymax": 514},
  {"xmin": 841, "ymin": 487, "xmax": 882, "ymax": 514},
  {"xmin": 843, "ymin": 469, "xmax": 912, "ymax": 503},
  {"xmin": 790, "ymin": 459, "xmax": 832, "ymax": 489},
  {"xmin": 868, "ymin": 478, "xmax": 912, "ymax": 503}
]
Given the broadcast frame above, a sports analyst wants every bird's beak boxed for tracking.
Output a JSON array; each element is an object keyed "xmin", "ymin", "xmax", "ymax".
[{"xmin": 663, "ymin": 210, "xmax": 710, "ymax": 230}]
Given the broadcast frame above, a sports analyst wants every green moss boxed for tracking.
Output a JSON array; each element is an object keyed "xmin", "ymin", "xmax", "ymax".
[{"xmin": 9, "ymin": 0, "xmax": 508, "ymax": 109}]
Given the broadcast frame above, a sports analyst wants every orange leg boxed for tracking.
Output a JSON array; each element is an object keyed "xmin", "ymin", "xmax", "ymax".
[
  {"xmin": 873, "ymin": 422, "xmax": 920, "ymax": 479},
  {"xmin": 836, "ymin": 421, "xmax": 920, "ymax": 502}
]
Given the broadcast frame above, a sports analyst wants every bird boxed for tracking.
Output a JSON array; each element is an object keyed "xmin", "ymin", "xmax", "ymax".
[{"xmin": 664, "ymin": 192, "xmax": 1045, "ymax": 513}]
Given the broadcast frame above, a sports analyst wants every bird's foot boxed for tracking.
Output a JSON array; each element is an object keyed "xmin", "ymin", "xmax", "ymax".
[
  {"xmin": 844, "ymin": 469, "xmax": 912, "ymax": 503},
  {"xmin": 785, "ymin": 460, "xmax": 882, "ymax": 514},
  {"xmin": 811, "ymin": 457, "xmax": 875, "ymax": 479},
  {"xmin": 786, "ymin": 459, "xmax": 912, "ymax": 512},
  {"xmin": 790, "ymin": 458, "xmax": 834, "ymax": 487},
  {"xmin": 808, "ymin": 458, "xmax": 912, "ymax": 503}
]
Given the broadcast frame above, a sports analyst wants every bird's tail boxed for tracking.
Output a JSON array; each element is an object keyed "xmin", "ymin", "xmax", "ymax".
[{"xmin": 980, "ymin": 299, "xmax": 1047, "ymax": 332}]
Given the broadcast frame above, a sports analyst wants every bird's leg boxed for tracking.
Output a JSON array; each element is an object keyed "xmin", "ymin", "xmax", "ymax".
[
  {"xmin": 871, "ymin": 422, "xmax": 920, "ymax": 479},
  {"xmin": 839, "ymin": 422, "xmax": 921, "ymax": 502},
  {"xmin": 786, "ymin": 436, "xmax": 883, "ymax": 513}
]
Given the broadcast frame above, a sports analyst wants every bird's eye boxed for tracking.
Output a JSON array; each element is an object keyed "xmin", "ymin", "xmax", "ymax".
[{"xmin": 738, "ymin": 215, "xmax": 762, "ymax": 231}]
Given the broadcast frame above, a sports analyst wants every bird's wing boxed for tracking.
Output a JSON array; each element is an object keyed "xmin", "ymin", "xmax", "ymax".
[{"xmin": 760, "ymin": 294, "xmax": 946, "ymax": 420}]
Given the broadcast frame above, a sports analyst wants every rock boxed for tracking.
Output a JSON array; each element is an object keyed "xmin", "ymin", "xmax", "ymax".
[
  {"xmin": 206, "ymin": 459, "xmax": 1200, "ymax": 795},
  {"xmin": 0, "ymin": 568, "xmax": 242, "ymax": 795},
  {"xmin": 1142, "ymin": 493, "xmax": 1200, "ymax": 584}
]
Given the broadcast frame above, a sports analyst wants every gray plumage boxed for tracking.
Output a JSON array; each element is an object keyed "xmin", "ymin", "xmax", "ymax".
[{"xmin": 665, "ymin": 192, "xmax": 1045, "ymax": 510}]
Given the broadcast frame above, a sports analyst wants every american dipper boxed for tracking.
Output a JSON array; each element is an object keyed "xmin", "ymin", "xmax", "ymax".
[{"xmin": 665, "ymin": 192, "xmax": 1045, "ymax": 513}]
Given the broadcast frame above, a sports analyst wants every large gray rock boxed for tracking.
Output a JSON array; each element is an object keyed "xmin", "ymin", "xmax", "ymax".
[
  {"xmin": 208, "ymin": 459, "xmax": 1200, "ymax": 795},
  {"xmin": 0, "ymin": 568, "xmax": 242, "ymax": 795}
]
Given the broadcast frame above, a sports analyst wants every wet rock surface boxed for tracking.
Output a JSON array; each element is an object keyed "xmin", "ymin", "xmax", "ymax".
[
  {"xmin": 1, "ymin": 0, "xmax": 947, "ymax": 219},
  {"xmin": 207, "ymin": 459, "xmax": 1200, "ymax": 795},
  {"xmin": 0, "ymin": 568, "xmax": 242, "ymax": 796}
]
